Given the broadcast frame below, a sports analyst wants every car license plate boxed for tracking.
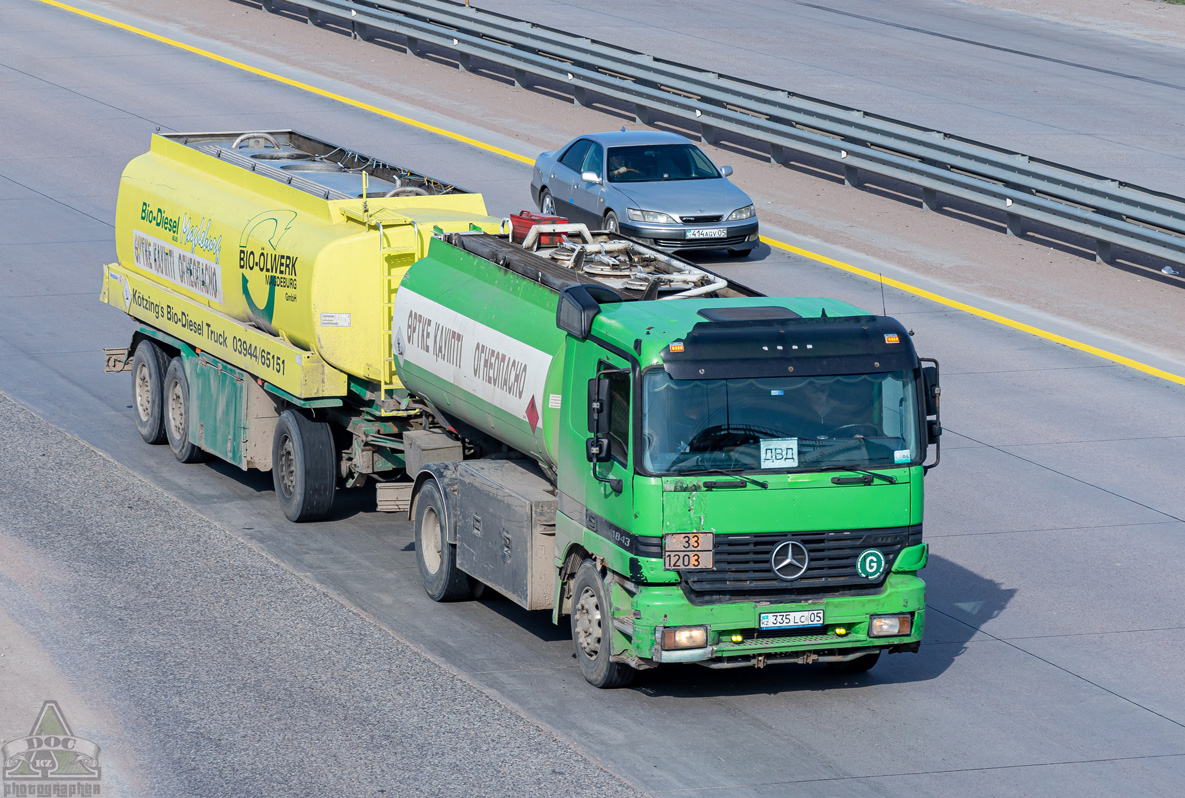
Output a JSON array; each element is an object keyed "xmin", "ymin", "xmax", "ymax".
[
  {"xmin": 685, "ymin": 228, "xmax": 726, "ymax": 239},
  {"xmin": 663, "ymin": 532, "xmax": 714, "ymax": 570},
  {"xmin": 759, "ymin": 609, "xmax": 824, "ymax": 630}
]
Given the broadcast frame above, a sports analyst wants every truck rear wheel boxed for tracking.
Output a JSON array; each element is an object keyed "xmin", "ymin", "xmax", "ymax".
[
  {"xmin": 164, "ymin": 358, "xmax": 206, "ymax": 464},
  {"xmin": 571, "ymin": 561, "xmax": 636, "ymax": 689},
  {"xmin": 414, "ymin": 479, "xmax": 475, "ymax": 601},
  {"xmin": 272, "ymin": 410, "xmax": 335, "ymax": 522},
  {"xmin": 131, "ymin": 340, "xmax": 168, "ymax": 445}
]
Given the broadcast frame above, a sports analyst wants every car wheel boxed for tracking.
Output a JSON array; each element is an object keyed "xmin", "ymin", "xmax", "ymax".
[
  {"xmin": 539, "ymin": 188, "xmax": 556, "ymax": 216},
  {"xmin": 603, "ymin": 210, "xmax": 619, "ymax": 234}
]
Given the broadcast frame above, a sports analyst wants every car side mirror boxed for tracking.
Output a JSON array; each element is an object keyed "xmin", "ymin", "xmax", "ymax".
[
  {"xmin": 581, "ymin": 170, "xmax": 602, "ymax": 185},
  {"xmin": 720, "ymin": 165, "xmax": 734, "ymax": 178}
]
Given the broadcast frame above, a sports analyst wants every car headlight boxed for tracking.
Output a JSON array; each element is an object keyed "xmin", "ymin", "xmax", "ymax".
[
  {"xmin": 627, "ymin": 208, "xmax": 677, "ymax": 224},
  {"xmin": 726, "ymin": 204, "xmax": 755, "ymax": 221}
]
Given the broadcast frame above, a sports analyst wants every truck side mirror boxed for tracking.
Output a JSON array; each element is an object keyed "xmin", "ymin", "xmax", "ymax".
[
  {"xmin": 587, "ymin": 377, "xmax": 611, "ymax": 435},
  {"xmin": 920, "ymin": 358, "xmax": 941, "ymax": 472},
  {"xmin": 586, "ymin": 436, "xmax": 612, "ymax": 463},
  {"xmin": 922, "ymin": 364, "xmax": 940, "ymax": 417},
  {"xmin": 557, "ymin": 284, "xmax": 622, "ymax": 341}
]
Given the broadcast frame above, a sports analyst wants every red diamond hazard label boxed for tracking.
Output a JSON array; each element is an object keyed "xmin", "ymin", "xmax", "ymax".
[{"xmin": 525, "ymin": 395, "xmax": 540, "ymax": 433}]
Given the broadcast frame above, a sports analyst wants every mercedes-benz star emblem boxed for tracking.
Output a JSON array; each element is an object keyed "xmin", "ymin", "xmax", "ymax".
[{"xmin": 770, "ymin": 540, "xmax": 810, "ymax": 581}]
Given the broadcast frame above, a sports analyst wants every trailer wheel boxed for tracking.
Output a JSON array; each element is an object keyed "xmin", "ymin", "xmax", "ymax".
[
  {"xmin": 131, "ymin": 340, "xmax": 169, "ymax": 445},
  {"xmin": 827, "ymin": 651, "xmax": 881, "ymax": 674},
  {"xmin": 414, "ymin": 479, "xmax": 474, "ymax": 601},
  {"xmin": 272, "ymin": 410, "xmax": 336, "ymax": 522},
  {"xmin": 570, "ymin": 561, "xmax": 636, "ymax": 689},
  {"xmin": 163, "ymin": 358, "xmax": 206, "ymax": 464}
]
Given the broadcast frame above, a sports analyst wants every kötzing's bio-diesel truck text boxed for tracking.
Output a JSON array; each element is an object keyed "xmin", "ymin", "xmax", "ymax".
[{"xmin": 103, "ymin": 131, "xmax": 942, "ymax": 687}]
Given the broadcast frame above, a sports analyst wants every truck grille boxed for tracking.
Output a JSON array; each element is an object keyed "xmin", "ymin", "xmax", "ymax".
[{"xmin": 682, "ymin": 525, "xmax": 922, "ymax": 604}]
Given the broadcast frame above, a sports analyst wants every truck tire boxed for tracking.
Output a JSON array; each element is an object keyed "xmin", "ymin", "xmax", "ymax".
[
  {"xmin": 570, "ymin": 561, "xmax": 636, "ymax": 689},
  {"xmin": 827, "ymin": 651, "xmax": 881, "ymax": 674},
  {"xmin": 272, "ymin": 409, "xmax": 336, "ymax": 523},
  {"xmin": 131, "ymin": 340, "xmax": 169, "ymax": 445},
  {"xmin": 163, "ymin": 357, "xmax": 206, "ymax": 464},
  {"xmin": 414, "ymin": 479, "xmax": 474, "ymax": 601}
]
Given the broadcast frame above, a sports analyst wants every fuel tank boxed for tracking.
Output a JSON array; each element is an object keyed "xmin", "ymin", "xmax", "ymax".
[{"xmin": 114, "ymin": 130, "xmax": 501, "ymax": 382}]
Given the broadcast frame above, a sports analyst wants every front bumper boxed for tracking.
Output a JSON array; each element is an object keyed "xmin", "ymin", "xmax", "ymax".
[
  {"xmin": 620, "ymin": 219, "xmax": 760, "ymax": 252},
  {"xmin": 610, "ymin": 573, "xmax": 925, "ymax": 667}
]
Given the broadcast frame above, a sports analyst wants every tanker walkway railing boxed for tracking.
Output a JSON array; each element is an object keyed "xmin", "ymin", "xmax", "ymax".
[{"xmin": 260, "ymin": 0, "xmax": 1185, "ymax": 272}]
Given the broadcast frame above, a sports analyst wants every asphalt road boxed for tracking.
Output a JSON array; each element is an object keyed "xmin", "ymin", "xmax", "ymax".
[
  {"xmin": 1, "ymin": 1, "xmax": 1184, "ymax": 796},
  {"xmin": 479, "ymin": 0, "xmax": 1185, "ymax": 194}
]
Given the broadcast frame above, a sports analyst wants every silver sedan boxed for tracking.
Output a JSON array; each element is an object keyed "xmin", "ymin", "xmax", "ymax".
[{"xmin": 531, "ymin": 130, "xmax": 759, "ymax": 256}]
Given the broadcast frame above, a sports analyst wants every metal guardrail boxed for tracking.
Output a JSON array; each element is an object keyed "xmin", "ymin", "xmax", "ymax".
[{"xmin": 262, "ymin": 0, "xmax": 1185, "ymax": 271}]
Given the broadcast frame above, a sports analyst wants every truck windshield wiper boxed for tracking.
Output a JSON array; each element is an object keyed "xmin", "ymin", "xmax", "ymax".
[
  {"xmin": 818, "ymin": 464, "xmax": 898, "ymax": 484},
  {"xmin": 682, "ymin": 469, "xmax": 769, "ymax": 489}
]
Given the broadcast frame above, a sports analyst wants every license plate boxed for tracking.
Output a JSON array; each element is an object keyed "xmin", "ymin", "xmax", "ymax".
[
  {"xmin": 759, "ymin": 609, "xmax": 824, "ymax": 630},
  {"xmin": 685, "ymin": 228, "xmax": 726, "ymax": 239},
  {"xmin": 663, "ymin": 532, "xmax": 714, "ymax": 571}
]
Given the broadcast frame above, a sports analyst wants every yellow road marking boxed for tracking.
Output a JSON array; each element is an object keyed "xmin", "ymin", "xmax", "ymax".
[
  {"xmin": 38, "ymin": 0, "xmax": 1185, "ymax": 386},
  {"xmin": 36, "ymin": 0, "xmax": 533, "ymax": 165},
  {"xmin": 763, "ymin": 237, "xmax": 1185, "ymax": 385}
]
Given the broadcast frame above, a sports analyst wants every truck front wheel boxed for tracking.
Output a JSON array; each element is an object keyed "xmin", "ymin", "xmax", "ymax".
[
  {"xmin": 414, "ymin": 479, "xmax": 475, "ymax": 601},
  {"xmin": 163, "ymin": 358, "xmax": 206, "ymax": 464},
  {"xmin": 570, "ymin": 561, "xmax": 636, "ymax": 689},
  {"xmin": 131, "ymin": 340, "xmax": 168, "ymax": 445},
  {"xmin": 272, "ymin": 410, "xmax": 335, "ymax": 522}
]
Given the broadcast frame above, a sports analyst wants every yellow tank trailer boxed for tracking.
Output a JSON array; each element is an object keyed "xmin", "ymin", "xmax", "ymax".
[{"xmin": 102, "ymin": 131, "xmax": 503, "ymax": 520}]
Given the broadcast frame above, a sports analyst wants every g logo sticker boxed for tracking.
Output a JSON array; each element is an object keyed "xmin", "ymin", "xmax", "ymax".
[{"xmin": 857, "ymin": 549, "xmax": 886, "ymax": 579}]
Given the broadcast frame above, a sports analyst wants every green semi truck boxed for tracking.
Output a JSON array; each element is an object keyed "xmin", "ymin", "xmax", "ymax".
[{"xmin": 104, "ymin": 131, "xmax": 941, "ymax": 687}]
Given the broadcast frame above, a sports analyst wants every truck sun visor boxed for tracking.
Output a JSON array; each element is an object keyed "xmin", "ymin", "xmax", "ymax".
[{"xmin": 662, "ymin": 315, "xmax": 918, "ymax": 379}]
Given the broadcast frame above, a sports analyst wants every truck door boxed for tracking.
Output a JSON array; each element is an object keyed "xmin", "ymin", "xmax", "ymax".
[{"xmin": 559, "ymin": 343, "xmax": 638, "ymax": 559}]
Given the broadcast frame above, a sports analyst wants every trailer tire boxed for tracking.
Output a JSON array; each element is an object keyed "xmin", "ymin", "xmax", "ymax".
[
  {"xmin": 827, "ymin": 651, "xmax": 881, "ymax": 674},
  {"xmin": 163, "ymin": 357, "xmax": 206, "ymax": 464},
  {"xmin": 570, "ymin": 561, "xmax": 636, "ymax": 689},
  {"xmin": 272, "ymin": 410, "xmax": 336, "ymax": 522},
  {"xmin": 131, "ymin": 340, "xmax": 169, "ymax": 445},
  {"xmin": 414, "ymin": 479, "xmax": 474, "ymax": 602}
]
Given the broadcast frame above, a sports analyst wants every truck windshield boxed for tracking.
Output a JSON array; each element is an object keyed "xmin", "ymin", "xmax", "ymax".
[{"xmin": 641, "ymin": 370, "xmax": 921, "ymax": 475}]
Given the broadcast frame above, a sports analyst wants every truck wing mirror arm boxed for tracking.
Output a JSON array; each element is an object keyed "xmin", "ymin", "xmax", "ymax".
[{"xmin": 586, "ymin": 437, "xmax": 623, "ymax": 493}]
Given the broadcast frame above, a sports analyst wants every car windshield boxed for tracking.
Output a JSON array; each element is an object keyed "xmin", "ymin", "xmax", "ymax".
[
  {"xmin": 606, "ymin": 144, "xmax": 720, "ymax": 183},
  {"xmin": 641, "ymin": 370, "xmax": 921, "ymax": 475}
]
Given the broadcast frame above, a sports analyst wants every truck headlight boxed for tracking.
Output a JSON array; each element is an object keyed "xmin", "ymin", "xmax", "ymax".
[
  {"xmin": 726, "ymin": 204, "xmax": 755, "ymax": 221},
  {"xmin": 869, "ymin": 614, "xmax": 912, "ymax": 637},
  {"xmin": 660, "ymin": 626, "xmax": 708, "ymax": 650},
  {"xmin": 627, "ymin": 208, "xmax": 677, "ymax": 224}
]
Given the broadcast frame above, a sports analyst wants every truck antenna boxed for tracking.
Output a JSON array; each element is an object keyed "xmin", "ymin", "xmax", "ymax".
[{"xmin": 880, "ymin": 273, "xmax": 887, "ymax": 316}]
